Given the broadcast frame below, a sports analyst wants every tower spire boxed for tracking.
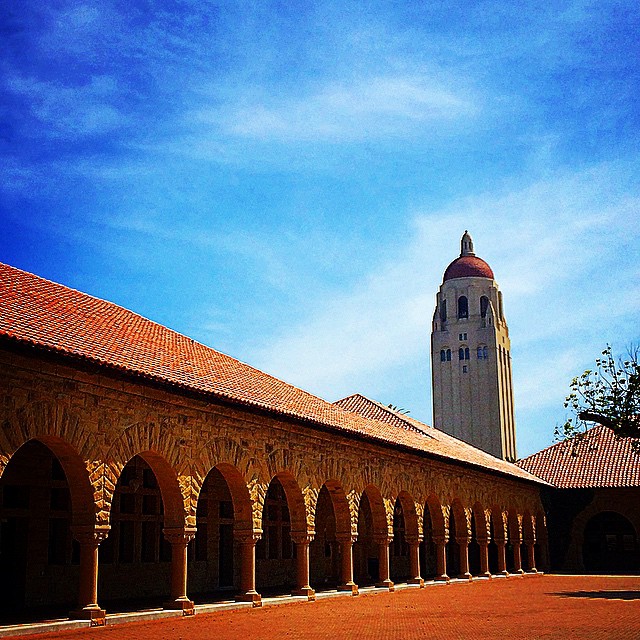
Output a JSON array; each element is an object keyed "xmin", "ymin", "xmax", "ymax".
[{"xmin": 461, "ymin": 230, "xmax": 475, "ymax": 256}]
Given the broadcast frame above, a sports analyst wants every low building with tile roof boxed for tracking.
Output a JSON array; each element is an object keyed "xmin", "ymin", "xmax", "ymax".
[
  {"xmin": 518, "ymin": 426, "xmax": 640, "ymax": 573},
  {"xmin": 0, "ymin": 260, "xmax": 547, "ymax": 625}
]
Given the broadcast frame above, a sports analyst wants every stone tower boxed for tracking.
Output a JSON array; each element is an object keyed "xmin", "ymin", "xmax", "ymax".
[{"xmin": 431, "ymin": 231, "xmax": 517, "ymax": 460}]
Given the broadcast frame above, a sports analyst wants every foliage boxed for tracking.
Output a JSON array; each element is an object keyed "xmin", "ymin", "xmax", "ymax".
[
  {"xmin": 387, "ymin": 403, "xmax": 410, "ymax": 415},
  {"xmin": 558, "ymin": 345, "xmax": 640, "ymax": 451}
]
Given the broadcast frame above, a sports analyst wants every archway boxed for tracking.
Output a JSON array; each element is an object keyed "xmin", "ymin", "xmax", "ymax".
[
  {"xmin": 188, "ymin": 464, "xmax": 252, "ymax": 600},
  {"xmin": 390, "ymin": 499, "xmax": 409, "ymax": 581},
  {"xmin": 353, "ymin": 486, "xmax": 387, "ymax": 586},
  {"xmin": 583, "ymin": 512, "xmax": 639, "ymax": 574},
  {"xmin": 420, "ymin": 503, "xmax": 437, "ymax": 579},
  {"xmin": 488, "ymin": 511, "xmax": 500, "ymax": 575},
  {"xmin": 310, "ymin": 481, "xmax": 350, "ymax": 590},
  {"xmin": 98, "ymin": 453, "xmax": 184, "ymax": 609},
  {"xmin": 469, "ymin": 505, "xmax": 484, "ymax": 576},
  {"xmin": 448, "ymin": 501, "xmax": 467, "ymax": 578},
  {"xmin": 0, "ymin": 439, "xmax": 92, "ymax": 622},
  {"xmin": 255, "ymin": 473, "xmax": 306, "ymax": 593}
]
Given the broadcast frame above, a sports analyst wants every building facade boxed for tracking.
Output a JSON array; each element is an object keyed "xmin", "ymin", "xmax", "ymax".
[
  {"xmin": 518, "ymin": 425, "xmax": 640, "ymax": 574},
  {"xmin": 0, "ymin": 261, "xmax": 546, "ymax": 626},
  {"xmin": 431, "ymin": 232, "xmax": 517, "ymax": 461}
]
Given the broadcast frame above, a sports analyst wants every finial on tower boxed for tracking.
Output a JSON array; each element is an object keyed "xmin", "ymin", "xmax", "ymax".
[{"xmin": 461, "ymin": 230, "xmax": 475, "ymax": 256}]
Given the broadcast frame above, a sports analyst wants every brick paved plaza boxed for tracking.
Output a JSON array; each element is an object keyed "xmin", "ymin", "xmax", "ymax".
[{"xmin": 17, "ymin": 575, "xmax": 640, "ymax": 640}]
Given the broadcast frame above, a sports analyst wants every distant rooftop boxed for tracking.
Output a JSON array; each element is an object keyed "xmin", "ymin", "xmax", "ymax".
[{"xmin": 517, "ymin": 425, "xmax": 640, "ymax": 489}]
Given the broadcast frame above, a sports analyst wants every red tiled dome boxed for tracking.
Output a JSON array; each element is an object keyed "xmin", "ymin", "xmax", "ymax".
[{"xmin": 443, "ymin": 255, "xmax": 494, "ymax": 281}]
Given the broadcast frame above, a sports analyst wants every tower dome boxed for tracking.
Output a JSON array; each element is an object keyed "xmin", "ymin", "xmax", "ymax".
[{"xmin": 443, "ymin": 231, "xmax": 494, "ymax": 281}]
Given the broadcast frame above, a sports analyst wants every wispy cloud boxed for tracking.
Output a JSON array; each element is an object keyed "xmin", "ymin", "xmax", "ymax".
[
  {"xmin": 193, "ymin": 75, "xmax": 477, "ymax": 143},
  {"xmin": 6, "ymin": 73, "xmax": 128, "ymax": 139}
]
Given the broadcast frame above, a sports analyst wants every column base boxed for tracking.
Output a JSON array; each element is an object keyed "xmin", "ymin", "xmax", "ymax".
[
  {"xmin": 458, "ymin": 572, "xmax": 472, "ymax": 581},
  {"xmin": 338, "ymin": 582, "xmax": 359, "ymax": 595},
  {"xmin": 235, "ymin": 591, "xmax": 263, "ymax": 607},
  {"xmin": 375, "ymin": 579, "xmax": 395, "ymax": 591},
  {"xmin": 164, "ymin": 597, "xmax": 195, "ymax": 616},
  {"xmin": 69, "ymin": 605, "xmax": 106, "ymax": 626},
  {"xmin": 514, "ymin": 569, "xmax": 525, "ymax": 575},
  {"xmin": 292, "ymin": 586, "xmax": 316, "ymax": 601},
  {"xmin": 528, "ymin": 568, "xmax": 538, "ymax": 574},
  {"xmin": 435, "ymin": 575, "xmax": 450, "ymax": 583},
  {"xmin": 408, "ymin": 578, "xmax": 425, "ymax": 588},
  {"xmin": 482, "ymin": 571, "xmax": 492, "ymax": 579},
  {"xmin": 500, "ymin": 570, "xmax": 509, "ymax": 577}
]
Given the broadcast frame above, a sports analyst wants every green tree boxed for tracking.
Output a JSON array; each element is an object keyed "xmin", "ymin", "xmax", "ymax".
[{"xmin": 558, "ymin": 345, "xmax": 640, "ymax": 450}]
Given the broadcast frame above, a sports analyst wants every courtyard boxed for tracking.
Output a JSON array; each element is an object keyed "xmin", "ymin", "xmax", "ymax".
[{"xmin": 8, "ymin": 575, "xmax": 640, "ymax": 640}]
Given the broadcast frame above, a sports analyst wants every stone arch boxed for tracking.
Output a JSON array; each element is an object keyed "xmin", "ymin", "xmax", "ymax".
[
  {"xmin": 318, "ymin": 479, "xmax": 351, "ymax": 537},
  {"xmin": 4, "ymin": 436, "xmax": 96, "ymax": 529},
  {"xmin": 472, "ymin": 503, "xmax": 490, "ymax": 541},
  {"xmin": 450, "ymin": 499, "xmax": 470, "ymax": 538},
  {"xmin": 103, "ymin": 422, "xmax": 190, "ymax": 528},
  {"xmin": 205, "ymin": 462, "xmax": 253, "ymax": 534},
  {"xmin": 507, "ymin": 509, "xmax": 522, "ymax": 544},
  {"xmin": 396, "ymin": 491, "xmax": 420, "ymax": 541},
  {"xmin": 266, "ymin": 471, "xmax": 308, "ymax": 537},
  {"xmin": 490, "ymin": 506, "xmax": 508, "ymax": 542},
  {"xmin": 522, "ymin": 510, "xmax": 535, "ymax": 543},
  {"xmin": 424, "ymin": 494, "xmax": 446, "ymax": 538},
  {"xmin": 361, "ymin": 484, "xmax": 389, "ymax": 539}
]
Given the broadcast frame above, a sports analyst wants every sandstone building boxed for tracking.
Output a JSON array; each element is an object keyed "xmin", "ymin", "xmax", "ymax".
[
  {"xmin": 518, "ymin": 425, "xmax": 640, "ymax": 573},
  {"xmin": 431, "ymin": 231, "xmax": 517, "ymax": 461},
  {"xmin": 0, "ymin": 259, "xmax": 546, "ymax": 626}
]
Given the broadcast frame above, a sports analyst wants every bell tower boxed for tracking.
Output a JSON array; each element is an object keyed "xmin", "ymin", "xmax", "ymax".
[{"xmin": 431, "ymin": 231, "xmax": 517, "ymax": 460}]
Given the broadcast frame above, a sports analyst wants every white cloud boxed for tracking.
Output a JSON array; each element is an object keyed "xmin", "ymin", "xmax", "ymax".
[{"xmin": 194, "ymin": 75, "xmax": 476, "ymax": 143}]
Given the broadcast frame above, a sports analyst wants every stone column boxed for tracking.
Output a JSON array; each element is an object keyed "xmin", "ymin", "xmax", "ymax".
[
  {"xmin": 525, "ymin": 541, "xmax": 537, "ymax": 573},
  {"xmin": 291, "ymin": 534, "xmax": 315, "ymax": 600},
  {"xmin": 478, "ymin": 538, "xmax": 491, "ymax": 578},
  {"xmin": 235, "ymin": 531, "xmax": 262, "ymax": 606},
  {"xmin": 163, "ymin": 527, "xmax": 196, "ymax": 615},
  {"xmin": 69, "ymin": 526, "xmax": 110, "ymax": 624},
  {"xmin": 337, "ymin": 535, "xmax": 359, "ymax": 595},
  {"xmin": 433, "ymin": 535, "xmax": 449, "ymax": 582},
  {"xmin": 496, "ymin": 539, "xmax": 509, "ymax": 576},
  {"xmin": 374, "ymin": 536, "xmax": 394, "ymax": 591},
  {"xmin": 512, "ymin": 541, "xmax": 525, "ymax": 574},
  {"xmin": 456, "ymin": 536, "xmax": 472, "ymax": 580},
  {"xmin": 407, "ymin": 538, "xmax": 424, "ymax": 587}
]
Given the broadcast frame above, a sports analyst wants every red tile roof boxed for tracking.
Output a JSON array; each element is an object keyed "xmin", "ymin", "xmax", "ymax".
[
  {"xmin": 0, "ymin": 261, "xmax": 542, "ymax": 484},
  {"xmin": 517, "ymin": 425, "xmax": 640, "ymax": 488}
]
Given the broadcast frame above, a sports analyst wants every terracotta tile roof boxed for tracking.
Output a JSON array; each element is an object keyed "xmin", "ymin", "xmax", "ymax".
[
  {"xmin": 333, "ymin": 394, "xmax": 429, "ymax": 435},
  {"xmin": 334, "ymin": 393, "xmax": 540, "ymax": 478},
  {"xmin": 517, "ymin": 425, "xmax": 640, "ymax": 488},
  {"xmin": 0, "ymin": 261, "xmax": 543, "ymax": 484}
]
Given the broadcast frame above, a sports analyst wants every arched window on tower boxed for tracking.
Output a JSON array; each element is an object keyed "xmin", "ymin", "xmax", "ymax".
[
  {"xmin": 477, "ymin": 345, "xmax": 489, "ymax": 360},
  {"xmin": 480, "ymin": 296, "xmax": 489, "ymax": 318},
  {"xmin": 440, "ymin": 350, "xmax": 446, "ymax": 362},
  {"xmin": 446, "ymin": 349, "xmax": 451, "ymax": 361},
  {"xmin": 459, "ymin": 347, "xmax": 470, "ymax": 361},
  {"xmin": 457, "ymin": 296, "xmax": 468, "ymax": 319}
]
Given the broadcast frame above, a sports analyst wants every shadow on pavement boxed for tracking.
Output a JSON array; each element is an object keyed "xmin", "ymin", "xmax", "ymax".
[{"xmin": 554, "ymin": 590, "xmax": 640, "ymax": 600}]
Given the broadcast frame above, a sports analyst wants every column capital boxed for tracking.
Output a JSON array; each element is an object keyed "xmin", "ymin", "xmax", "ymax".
[
  {"xmin": 455, "ymin": 535, "xmax": 471, "ymax": 545},
  {"xmin": 373, "ymin": 534, "xmax": 393, "ymax": 545},
  {"xmin": 405, "ymin": 535, "xmax": 423, "ymax": 545},
  {"xmin": 477, "ymin": 537, "xmax": 490, "ymax": 546},
  {"xmin": 433, "ymin": 535, "xmax": 449, "ymax": 545},
  {"xmin": 163, "ymin": 527, "xmax": 196, "ymax": 545},
  {"xmin": 236, "ymin": 530, "xmax": 262, "ymax": 544},
  {"xmin": 71, "ymin": 525, "xmax": 111, "ymax": 545},
  {"xmin": 336, "ymin": 534, "xmax": 358, "ymax": 544},
  {"xmin": 291, "ymin": 533, "xmax": 314, "ymax": 545}
]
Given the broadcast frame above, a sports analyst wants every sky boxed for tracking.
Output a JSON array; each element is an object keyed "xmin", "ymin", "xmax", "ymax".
[{"xmin": 1, "ymin": 0, "xmax": 639, "ymax": 458}]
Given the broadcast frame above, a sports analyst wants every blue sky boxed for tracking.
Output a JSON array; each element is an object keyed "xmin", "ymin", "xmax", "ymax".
[{"xmin": 1, "ymin": 0, "xmax": 638, "ymax": 457}]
